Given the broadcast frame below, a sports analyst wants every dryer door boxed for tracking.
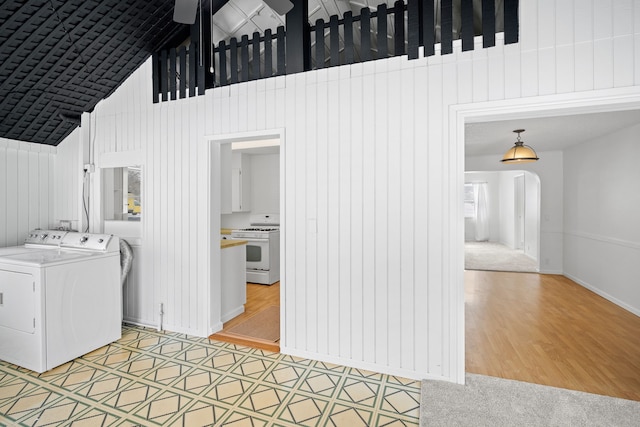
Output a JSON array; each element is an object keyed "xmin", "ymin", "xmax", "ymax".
[{"xmin": 0, "ymin": 269, "xmax": 35, "ymax": 333}]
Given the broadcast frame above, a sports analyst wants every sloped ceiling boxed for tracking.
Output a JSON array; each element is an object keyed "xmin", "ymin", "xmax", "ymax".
[{"xmin": 0, "ymin": 0, "xmax": 188, "ymax": 146}]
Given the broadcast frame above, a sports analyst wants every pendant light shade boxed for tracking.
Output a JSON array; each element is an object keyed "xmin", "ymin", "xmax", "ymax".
[{"xmin": 501, "ymin": 129, "xmax": 539, "ymax": 163}]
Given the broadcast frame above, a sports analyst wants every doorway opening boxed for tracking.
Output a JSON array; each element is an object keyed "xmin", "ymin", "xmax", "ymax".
[
  {"xmin": 457, "ymin": 90, "xmax": 640, "ymax": 397},
  {"xmin": 205, "ymin": 130, "xmax": 284, "ymax": 352},
  {"xmin": 464, "ymin": 170, "xmax": 540, "ymax": 273}
]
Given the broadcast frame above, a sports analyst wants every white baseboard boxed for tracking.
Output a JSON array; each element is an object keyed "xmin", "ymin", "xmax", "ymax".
[
  {"xmin": 564, "ymin": 273, "xmax": 640, "ymax": 317},
  {"xmin": 279, "ymin": 346, "xmax": 455, "ymax": 383},
  {"xmin": 221, "ymin": 306, "xmax": 245, "ymax": 323}
]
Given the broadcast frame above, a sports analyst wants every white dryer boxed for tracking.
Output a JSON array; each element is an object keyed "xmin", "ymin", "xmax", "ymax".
[{"xmin": 0, "ymin": 231, "xmax": 121, "ymax": 373}]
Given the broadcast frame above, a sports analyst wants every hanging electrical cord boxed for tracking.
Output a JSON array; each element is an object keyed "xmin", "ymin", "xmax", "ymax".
[{"xmin": 82, "ymin": 169, "xmax": 90, "ymax": 232}]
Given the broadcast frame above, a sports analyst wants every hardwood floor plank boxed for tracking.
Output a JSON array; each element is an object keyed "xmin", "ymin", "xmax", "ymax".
[
  {"xmin": 465, "ymin": 270, "xmax": 640, "ymax": 401},
  {"xmin": 210, "ymin": 282, "xmax": 280, "ymax": 351}
]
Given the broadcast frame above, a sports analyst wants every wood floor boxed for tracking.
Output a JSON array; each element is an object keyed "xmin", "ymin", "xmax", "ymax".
[
  {"xmin": 466, "ymin": 270, "xmax": 640, "ymax": 401},
  {"xmin": 209, "ymin": 282, "xmax": 280, "ymax": 352}
]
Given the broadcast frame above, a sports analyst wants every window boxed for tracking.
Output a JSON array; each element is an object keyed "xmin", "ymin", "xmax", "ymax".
[
  {"xmin": 464, "ymin": 183, "xmax": 475, "ymax": 218},
  {"xmin": 103, "ymin": 166, "xmax": 142, "ymax": 221}
]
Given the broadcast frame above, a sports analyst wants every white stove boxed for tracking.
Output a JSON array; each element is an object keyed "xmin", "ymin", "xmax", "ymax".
[{"xmin": 231, "ymin": 215, "xmax": 280, "ymax": 285}]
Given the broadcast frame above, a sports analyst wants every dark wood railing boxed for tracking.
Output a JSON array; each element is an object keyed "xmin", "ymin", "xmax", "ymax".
[{"xmin": 153, "ymin": 0, "xmax": 519, "ymax": 103}]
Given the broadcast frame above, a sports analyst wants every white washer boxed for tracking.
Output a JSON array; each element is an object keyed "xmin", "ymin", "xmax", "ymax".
[{"xmin": 0, "ymin": 231, "xmax": 121, "ymax": 373}]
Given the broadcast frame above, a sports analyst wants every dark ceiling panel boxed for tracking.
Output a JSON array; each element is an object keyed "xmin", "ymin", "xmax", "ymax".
[{"xmin": 0, "ymin": 0, "xmax": 188, "ymax": 146}]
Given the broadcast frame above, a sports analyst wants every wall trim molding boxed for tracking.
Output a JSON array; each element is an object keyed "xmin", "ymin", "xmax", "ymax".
[
  {"xmin": 280, "ymin": 347, "xmax": 451, "ymax": 383},
  {"xmin": 564, "ymin": 273, "xmax": 640, "ymax": 317},
  {"xmin": 564, "ymin": 230, "xmax": 640, "ymax": 251}
]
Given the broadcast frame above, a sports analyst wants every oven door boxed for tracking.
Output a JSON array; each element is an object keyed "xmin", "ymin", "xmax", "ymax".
[{"xmin": 245, "ymin": 238, "xmax": 270, "ymax": 270}]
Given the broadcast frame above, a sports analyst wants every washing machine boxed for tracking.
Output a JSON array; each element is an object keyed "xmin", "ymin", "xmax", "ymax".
[{"xmin": 0, "ymin": 231, "xmax": 121, "ymax": 373}]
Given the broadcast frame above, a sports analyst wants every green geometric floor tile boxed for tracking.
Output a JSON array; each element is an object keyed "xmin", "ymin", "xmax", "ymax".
[
  {"xmin": 263, "ymin": 364, "xmax": 306, "ymax": 388},
  {"xmin": 19, "ymin": 398, "xmax": 87, "ymax": 426},
  {"xmin": 134, "ymin": 391, "xmax": 191, "ymax": 424},
  {"xmin": 232, "ymin": 357, "xmax": 273, "ymax": 379},
  {"xmin": 277, "ymin": 393, "xmax": 329, "ymax": 427},
  {"xmin": 175, "ymin": 345, "xmax": 217, "ymax": 364},
  {"xmin": 204, "ymin": 377, "xmax": 254, "ymax": 404},
  {"xmin": 239, "ymin": 384, "xmax": 287, "ymax": 416},
  {"xmin": 380, "ymin": 386, "xmax": 421, "ymax": 417},
  {"xmin": 102, "ymin": 383, "xmax": 161, "ymax": 413},
  {"xmin": 67, "ymin": 408, "xmax": 122, "ymax": 426},
  {"xmin": 218, "ymin": 409, "xmax": 270, "ymax": 427},
  {"xmin": 298, "ymin": 370, "xmax": 341, "ymax": 397},
  {"xmin": 375, "ymin": 414, "xmax": 419, "ymax": 426},
  {"xmin": 205, "ymin": 350, "xmax": 243, "ymax": 371},
  {"xmin": 349, "ymin": 368, "xmax": 384, "ymax": 381},
  {"xmin": 337, "ymin": 377, "xmax": 380, "ymax": 407},
  {"xmin": 76, "ymin": 373, "xmax": 132, "ymax": 402},
  {"xmin": 168, "ymin": 399, "xmax": 228, "ymax": 427},
  {"xmin": 118, "ymin": 355, "xmax": 163, "ymax": 376},
  {"xmin": 143, "ymin": 361, "xmax": 191, "ymax": 385},
  {"xmin": 0, "ymin": 388, "xmax": 61, "ymax": 421},
  {"xmin": 0, "ymin": 326, "xmax": 422, "ymax": 426},
  {"xmin": 172, "ymin": 369, "xmax": 221, "ymax": 394},
  {"xmin": 49, "ymin": 365, "xmax": 103, "ymax": 391},
  {"xmin": 326, "ymin": 403, "xmax": 372, "ymax": 427}
]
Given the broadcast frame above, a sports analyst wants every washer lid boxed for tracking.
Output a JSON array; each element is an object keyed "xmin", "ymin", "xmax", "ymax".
[{"xmin": 0, "ymin": 250, "xmax": 100, "ymax": 267}]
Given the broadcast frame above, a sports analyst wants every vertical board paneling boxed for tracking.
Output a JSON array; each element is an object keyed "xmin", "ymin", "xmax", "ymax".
[
  {"xmin": 326, "ymin": 68, "xmax": 341, "ymax": 356},
  {"xmin": 361, "ymin": 62, "xmax": 376, "ymax": 364},
  {"xmin": 400, "ymin": 66, "xmax": 415, "ymax": 369},
  {"xmin": 338, "ymin": 73, "xmax": 352, "ymax": 358},
  {"xmin": 412, "ymin": 64, "xmax": 429, "ymax": 373},
  {"xmin": 315, "ymin": 69, "xmax": 329, "ymax": 354},
  {"xmin": 305, "ymin": 75, "xmax": 318, "ymax": 353},
  {"xmin": 294, "ymin": 73, "xmax": 307, "ymax": 348},
  {"xmin": 0, "ymin": 140, "xmax": 55, "ymax": 248},
  {"xmin": 427, "ymin": 63, "xmax": 443, "ymax": 376},
  {"xmin": 374, "ymin": 61, "xmax": 389, "ymax": 365},
  {"xmin": 386, "ymin": 66, "xmax": 402, "ymax": 368},
  {"xmin": 349, "ymin": 67, "xmax": 364, "ymax": 362},
  {"xmin": 46, "ymin": 3, "xmax": 640, "ymax": 381},
  {"xmin": 284, "ymin": 74, "xmax": 297, "ymax": 346}
]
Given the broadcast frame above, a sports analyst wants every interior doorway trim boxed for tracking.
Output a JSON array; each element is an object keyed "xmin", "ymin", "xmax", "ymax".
[
  {"xmin": 449, "ymin": 85, "xmax": 640, "ymax": 384},
  {"xmin": 203, "ymin": 128, "xmax": 286, "ymax": 341}
]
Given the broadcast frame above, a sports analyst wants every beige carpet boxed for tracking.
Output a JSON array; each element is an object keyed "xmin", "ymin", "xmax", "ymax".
[
  {"xmin": 226, "ymin": 305, "xmax": 280, "ymax": 342},
  {"xmin": 465, "ymin": 241, "xmax": 538, "ymax": 273},
  {"xmin": 420, "ymin": 373, "xmax": 640, "ymax": 427}
]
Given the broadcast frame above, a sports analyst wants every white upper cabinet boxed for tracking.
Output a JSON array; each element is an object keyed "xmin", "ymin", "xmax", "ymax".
[{"xmin": 232, "ymin": 152, "xmax": 252, "ymax": 212}]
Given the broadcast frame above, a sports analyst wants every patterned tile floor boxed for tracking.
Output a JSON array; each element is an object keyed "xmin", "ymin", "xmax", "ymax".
[{"xmin": 0, "ymin": 325, "xmax": 421, "ymax": 426}]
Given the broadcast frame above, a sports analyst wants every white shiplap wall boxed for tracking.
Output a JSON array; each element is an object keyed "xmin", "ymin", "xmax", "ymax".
[
  {"xmin": 53, "ymin": 0, "xmax": 640, "ymax": 382},
  {"xmin": 0, "ymin": 137, "xmax": 57, "ymax": 246}
]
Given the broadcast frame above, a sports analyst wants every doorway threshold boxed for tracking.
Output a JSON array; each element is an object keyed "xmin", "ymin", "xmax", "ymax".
[{"xmin": 209, "ymin": 331, "xmax": 280, "ymax": 353}]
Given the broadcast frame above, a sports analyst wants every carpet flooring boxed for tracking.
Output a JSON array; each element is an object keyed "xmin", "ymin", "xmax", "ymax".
[
  {"xmin": 465, "ymin": 242, "xmax": 538, "ymax": 272},
  {"xmin": 420, "ymin": 373, "xmax": 640, "ymax": 427}
]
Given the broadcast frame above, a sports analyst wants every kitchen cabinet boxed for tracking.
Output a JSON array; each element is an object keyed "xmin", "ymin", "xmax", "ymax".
[
  {"xmin": 221, "ymin": 239, "xmax": 247, "ymax": 322},
  {"xmin": 231, "ymin": 152, "xmax": 251, "ymax": 212}
]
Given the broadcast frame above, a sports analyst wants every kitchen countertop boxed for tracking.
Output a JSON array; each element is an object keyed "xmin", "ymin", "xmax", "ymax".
[
  {"xmin": 221, "ymin": 239, "xmax": 247, "ymax": 249},
  {"xmin": 221, "ymin": 228, "xmax": 233, "ymax": 235}
]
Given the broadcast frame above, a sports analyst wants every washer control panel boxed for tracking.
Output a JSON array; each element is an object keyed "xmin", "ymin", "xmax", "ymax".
[
  {"xmin": 60, "ymin": 232, "xmax": 114, "ymax": 251},
  {"xmin": 24, "ymin": 230, "xmax": 68, "ymax": 245}
]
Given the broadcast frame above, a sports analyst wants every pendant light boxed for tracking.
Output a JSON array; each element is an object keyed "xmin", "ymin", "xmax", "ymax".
[{"xmin": 501, "ymin": 129, "xmax": 539, "ymax": 163}]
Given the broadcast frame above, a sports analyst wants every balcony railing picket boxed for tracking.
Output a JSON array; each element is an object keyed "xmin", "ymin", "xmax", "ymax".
[{"xmin": 153, "ymin": 0, "xmax": 519, "ymax": 103}]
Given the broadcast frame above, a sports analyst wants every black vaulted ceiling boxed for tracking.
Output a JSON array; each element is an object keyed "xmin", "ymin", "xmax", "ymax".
[{"xmin": 0, "ymin": 0, "xmax": 190, "ymax": 146}]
